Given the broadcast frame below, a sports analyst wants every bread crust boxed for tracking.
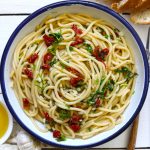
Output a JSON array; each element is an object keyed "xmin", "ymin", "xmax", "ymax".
[
  {"xmin": 111, "ymin": 0, "xmax": 141, "ymax": 13},
  {"xmin": 131, "ymin": 8, "xmax": 150, "ymax": 24},
  {"xmin": 111, "ymin": 0, "xmax": 150, "ymax": 24}
]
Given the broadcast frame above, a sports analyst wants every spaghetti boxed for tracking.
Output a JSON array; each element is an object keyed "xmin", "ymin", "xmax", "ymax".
[{"xmin": 11, "ymin": 14, "xmax": 137, "ymax": 140}]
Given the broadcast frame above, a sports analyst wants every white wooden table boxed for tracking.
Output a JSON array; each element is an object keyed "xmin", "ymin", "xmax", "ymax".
[{"xmin": 0, "ymin": 0, "xmax": 149, "ymax": 149}]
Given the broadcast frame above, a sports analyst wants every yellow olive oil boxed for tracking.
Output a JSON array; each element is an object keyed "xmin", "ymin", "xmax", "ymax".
[{"xmin": 0, "ymin": 102, "xmax": 9, "ymax": 138}]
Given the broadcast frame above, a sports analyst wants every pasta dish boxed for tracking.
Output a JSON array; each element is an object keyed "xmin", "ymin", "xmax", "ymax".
[{"xmin": 11, "ymin": 14, "xmax": 137, "ymax": 141}]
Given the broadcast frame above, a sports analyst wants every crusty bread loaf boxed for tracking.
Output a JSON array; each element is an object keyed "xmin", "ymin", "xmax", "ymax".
[
  {"xmin": 135, "ymin": 0, "xmax": 150, "ymax": 11},
  {"xmin": 135, "ymin": 0, "xmax": 147, "ymax": 9},
  {"xmin": 111, "ymin": 0, "xmax": 141, "ymax": 13},
  {"xmin": 110, "ymin": 0, "xmax": 150, "ymax": 24},
  {"xmin": 131, "ymin": 8, "xmax": 150, "ymax": 24}
]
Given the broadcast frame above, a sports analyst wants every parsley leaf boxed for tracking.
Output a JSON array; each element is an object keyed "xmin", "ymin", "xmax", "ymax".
[
  {"xmin": 87, "ymin": 89, "xmax": 105, "ymax": 105},
  {"xmin": 47, "ymin": 32, "xmax": 63, "ymax": 55},
  {"xmin": 87, "ymin": 78, "xmax": 115, "ymax": 105},
  {"xmin": 104, "ymin": 34, "xmax": 109, "ymax": 39},
  {"xmin": 94, "ymin": 78, "xmax": 99, "ymax": 85},
  {"xmin": 59, "ymin": 109, "xmax": 71, "ymax": 120},
  {"xmin": 69, "ymin": 46, "xmax": 74, "ymax": 51},
  {"xmin": 48, "ymin": 46, "xmax": 56, "ymax": 55},
  {"xmin": 106, "ymin": 79, "xmax": 115, "ymax": 91},
  {"xmin": 60, "ymin": 63, "xmax": 66, "ymax": 69},
  {"xmin": 100, "ymin": 77, "xmax": 105, "ymax": 85},
  {"xmin": 88, "ymin": 127, "xmax": 92, "ymax": 132},
  {"xmin": 84, "ymin": 43, "xmax": 93, "ymax": 53},
  {"xmin": 57, "ymin": 135, "xmax": 66, "ymax": 142},
  {"xmin": 115, "ymin": 67, "xmax": 137, "ymax": 82},
  {"xmin": 50, "ymin": 58, "xmax": 57, "ymax": 66},
  {"xmin": 49, "ymin": 32, "xmax": 63, "ymax": 43}
]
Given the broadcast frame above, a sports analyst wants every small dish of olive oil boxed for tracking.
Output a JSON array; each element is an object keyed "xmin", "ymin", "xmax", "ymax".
[{"xmin": 0, "ymin": 101, "xmax": 13, "ymax": 144}]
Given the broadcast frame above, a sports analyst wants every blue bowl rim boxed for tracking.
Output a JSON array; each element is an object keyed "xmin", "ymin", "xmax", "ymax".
[{"xmin": 0, "ymin": 0, "xmax": 149, "ymax": 149}]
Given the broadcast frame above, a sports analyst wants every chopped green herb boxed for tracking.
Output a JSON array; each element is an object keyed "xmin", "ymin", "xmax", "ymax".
[
  {"xmin": 84, "ymin": 43, "xmax": 93, "ymax": 53},
  {"xmin": 45, "ymin": 119, "xmax": 55, "ymax": 127},
  {"xmin": 34, "ymin": 75, "xmax": 48, "ymax": 93},
  {"xmin": 50, "ymin": 58, "xmax": 57, "ymax": 66},
  {"xmin": 49, "ymin": 32, "xmax": 63, "ymax": 43},
  {"xmin": 87, "ymin": 89, "xmax": 104, "ymax": 105},
  {"xmin": 88, "ymin": 127, "xmax": 92, "ymax": 132},
  {"xmin": 94, "ymin": 78, "xmax": 99, "ymax": 85},
  {"xmin": 48, "ymin": 47, "xmax": 56, "ymax": 55},
  {"xmin": 100, "ymin": 77, "xmax": 105, "ymax": 85},
  {"xmin": 87, "ymin": 78, "xmax": 115, "ymax": 105},
  {"xmin": 69, "ymin": 46, "xmax": 74, "ymax": 51},
  {"xmin": 31, "ymin": 64, "xmax": 36, "ymax": 70},
  {"xmin": 57, "ymin": 135, "xmax": 66, "ymax": 142},
  {"xmin": 104, "ymin": 34, "xmax": 109, "ymax": 39},
  {"xmin": 46, "ymin": 32, "xmax": 63, "ymax": 56},
  {"xmin": 115, "ymin": 67, "xmax": 138, "ymax": 82},
  {"xmin": 60, "ymin": 63, "xmax": 66, "ymax": 69},
  {"xmin": 115, "ymin": 66, "xmax": 129, "ymax": 73},
  {"xmin": 65, "ymin": 105, "xmax": 70, "ymax": 110},
  {"xmin": 59, "ymin": 109, "xmax": 71, "ymax": 120},
  {"xmin": 106, "ymin": 79, "xmax": 115, "ymax": 91},
  {"xmin": 34, "ymin": 81, "xmax": 42, "ymax": 89}
]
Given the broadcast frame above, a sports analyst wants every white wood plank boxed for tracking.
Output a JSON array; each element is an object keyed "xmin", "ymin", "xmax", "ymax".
[
  {"xmin": 0, "ymin": 16, "xmax": 149, "ymax": 148},
  {"xmin": 0, "ymin": 0, "xmax": 108, "ymax": 14},
  {"xmin": 0, "ymin": 0, "xmax": 62, "ymax": 14}
]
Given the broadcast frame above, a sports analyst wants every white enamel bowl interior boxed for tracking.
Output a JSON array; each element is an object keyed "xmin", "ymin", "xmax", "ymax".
[{"xmin": 3, "ymin": 3, "xmax": 146, "ymax": 147}]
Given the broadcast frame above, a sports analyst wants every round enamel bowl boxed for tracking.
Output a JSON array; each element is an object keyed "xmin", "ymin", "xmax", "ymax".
[{"xmin": 0, "ymin": 0, "xmax": 149, "ymax": 148}]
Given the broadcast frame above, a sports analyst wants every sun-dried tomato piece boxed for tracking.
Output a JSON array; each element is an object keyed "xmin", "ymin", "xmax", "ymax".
[
  {"xmin": 53, "ymin": 130, "xmax": 61, "ymax": 138},
  {"xmin": 22, "ymin": 98, "xmax": 30, "ymax": 109},
  {"xmin": 69, "ymin": 124, "xmax": 80, "ymax": 132},
  {"xmin": 27, "ymin": 53, "xmax": 38, "ymax": 64},
  {"xmin": 71, "ymin": 36, "xmax": 84, "ymax": 46},
  {"xmin": 43, "ymin": 34, "xmax": 55, "ymax": 47},
  {"xmin": 72, "ymin": 24, "xmax": 83, "ymax": 35},
  {"xmin": 43, "ymin": 53, "xmax": 53, "ymax": 64},
  {"xmin": 23, "ymin": 68, "xmax": 33, "ymax": 79}
]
